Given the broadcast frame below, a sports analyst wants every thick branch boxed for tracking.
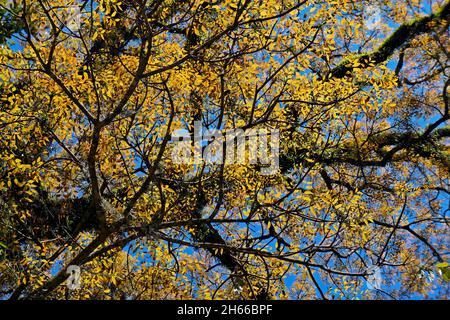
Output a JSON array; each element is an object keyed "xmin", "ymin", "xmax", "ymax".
[{"xmin": 329, "ymin": 1, "xmax": 450, "ymax": 79}]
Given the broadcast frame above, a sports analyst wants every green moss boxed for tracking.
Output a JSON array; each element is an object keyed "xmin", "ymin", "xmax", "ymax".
[{"xmin": 331, "ymin": 2, "xmax": 450, "ymax": 78}]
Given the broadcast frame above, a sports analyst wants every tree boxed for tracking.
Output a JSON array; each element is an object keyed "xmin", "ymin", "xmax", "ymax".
[
  {"xmin": 0, "ymin": 0, "xmax": 449, "ymax": 300},
  {"xmin": 0, "ymin": 0, "xmax": 23, "ymax": 44}
]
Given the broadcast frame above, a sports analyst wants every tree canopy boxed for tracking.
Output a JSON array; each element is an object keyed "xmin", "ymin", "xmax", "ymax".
[{"xmin": 0, "ymin": 0, "xmax": 449, "ymax": 300}]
